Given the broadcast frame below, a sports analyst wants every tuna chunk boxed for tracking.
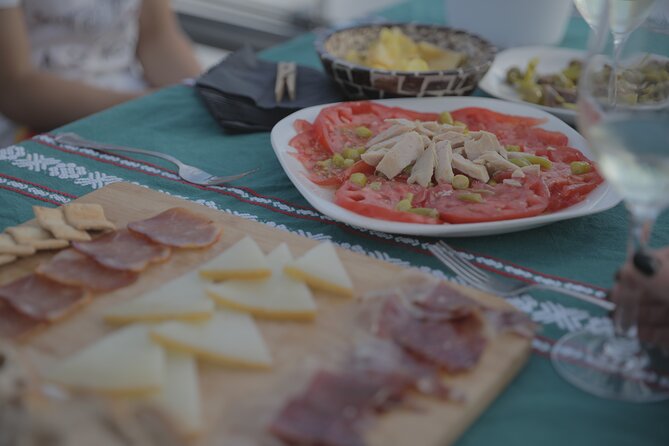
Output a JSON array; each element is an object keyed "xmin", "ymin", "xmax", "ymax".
[
  {"xmin": 434, "ymin": 140, "xmax": 455, "ymax": 184},
  {"xmin": 452, "ymin": 153, "xmax": 489, "ymax": 183},
  {"xmin": 474, "ymin": 151, "xmax": 523, "ymax": 177},
  {"xmin": 376, "ymin": 131, "xmax": 424, "ymax": 179},
  {"xmin": 408, "ymin": 141, "xmax": 436, "ymax": 187},
  {"xmin": 463, "ymin": 131, "xmax": 504, "ymax": 160}
]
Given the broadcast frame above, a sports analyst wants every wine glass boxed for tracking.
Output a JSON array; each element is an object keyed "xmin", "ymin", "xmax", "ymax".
[{"xmin": 551, "ymin": 0, "xmax": 669, "ymax": 402}]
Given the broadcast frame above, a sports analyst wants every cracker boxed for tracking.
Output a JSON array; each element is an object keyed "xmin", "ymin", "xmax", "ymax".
[
  {"xmin": 63, "ymin": 203, "xmax": 115, "ymax": 231},
  {"xmin": 0, "ymin": 254, "xmax": 16, "ymax": 266},
  {"xmin": 5, "ymin": 226, "xmax": 70, "ymax": 250},
  {"xmin": 0, "ymin": 233, "xmax": 35, "ymax": 256},
  {"xmin": 33, "ymin": 206, "xmax": 91, "ymax": 242}
]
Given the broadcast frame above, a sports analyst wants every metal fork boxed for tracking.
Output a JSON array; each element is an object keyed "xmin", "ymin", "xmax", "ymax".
[
  {"xmin": 54, "ymin": 133, "xmax": 258, "ymax": 186},
  {"xmin": 428, "ymin": 240, "xmax": 615, "ymax": 311}
]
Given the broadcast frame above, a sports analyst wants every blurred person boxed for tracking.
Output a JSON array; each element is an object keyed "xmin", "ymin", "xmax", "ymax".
[
  {"xmin": 0, "ymin": 0, "xmax": 202, "ymax": 146},
  {"xmin": 611, "ymin": 248, "xmax": 669, "ymax": 351}
]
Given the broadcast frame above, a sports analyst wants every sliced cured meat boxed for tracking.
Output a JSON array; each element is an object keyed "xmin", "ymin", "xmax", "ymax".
[
  {"xmin": 0, "ymin": 274, "xmax": 89, "ymax": 322},
  {"xmin": 73, "ymin": 230, "xmax": 171, "ymax": 272},
  {"xmin": 350, "ymin": 338, "xmax": 458, "ymax": 401},
  {"xmin": 413, "ymin": 282, "xmax": 481, "ymax": 321},
  {"xmin": 270, "ymin": 370, "xmax": 407, "ymax": 446},
  {"xmin": 0, "ymin": 302, "xmax": 44, "ymax": 340},
  {"xmin": 270, "ymin": 394, "xmax": 365, "ymax": 446},
  {"xmin": 128, "ymin": 207, "xmax": 221, "ymax": 248},
  {"xmin": 36, "ymin": 249, "xmax": 139, "ymax": 292},
  {"xmin": 484, "ymin": 308, "xmax": 538, "ymax": 339},
  {"xmin": 376, "ymin": 297, "xmax": 487, "ymax": 373}
]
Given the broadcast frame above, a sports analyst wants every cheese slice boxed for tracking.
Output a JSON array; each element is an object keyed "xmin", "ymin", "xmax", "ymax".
[
  {"xmin": 206, "ymin": 243, "xmax": 316, "ymax": 321},
  {"xmin": 150, "ymin": 352, "xmax": 203, "ymax": 437},
  {"xmin": 150, "ymin": 311, "xmax": 272, "ymax": 369},
  {"xmin": 283, "ymin": 242, "xmax": 354, "ymax": 297},
  {"xmin": 103, "ymin": 272, "xmax": 215, "ymax": 324},
  {"xmin": 44, "ymin": 325, "xmax": 164, "ymax": 396},
  {"xmin": 199, "ymin": 236, "xmax": 271, "ymax": 281}
]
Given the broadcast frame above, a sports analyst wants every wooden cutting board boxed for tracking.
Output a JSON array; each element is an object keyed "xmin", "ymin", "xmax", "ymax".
[{"xmin": 4, "ymin": 182, "xmax": 531, "ymax": 446}]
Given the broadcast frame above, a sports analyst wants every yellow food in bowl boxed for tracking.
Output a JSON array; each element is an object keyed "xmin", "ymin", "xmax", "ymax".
[{"xmin": 345, "ymin": 27, "xmax": 465, "ymax": 71}]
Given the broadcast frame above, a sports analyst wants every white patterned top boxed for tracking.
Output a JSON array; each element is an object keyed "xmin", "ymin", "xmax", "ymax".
[{"xmin": 0, "ymin": 0, "xmax": 148, "ymax": 146}]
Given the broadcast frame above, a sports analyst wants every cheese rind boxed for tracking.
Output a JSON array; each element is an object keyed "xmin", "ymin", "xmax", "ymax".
[
  {"xmin": 283, "ymin": 242, "xmax": 354, "ymax": 298},
  {"xmin": 44, "ymin": 325, "xmax": 164, "ymax": 396},
  {"xmin": 206, "ymin": 243, "xmax": 316, "ymax": 321},
  {"xmin": 199, "ymin": 236, "xmax": 271, "ymax": 281},
  {"xmin": 103, "ymin": 273, "xmax": 215, "ymax": 324},
  {"xmin": 150, "ymin": 311, "xmax": 272, "ymax": 369}
]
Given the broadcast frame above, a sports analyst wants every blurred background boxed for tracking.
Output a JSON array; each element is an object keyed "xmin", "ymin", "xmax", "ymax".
[
  {"xmin": 177, "ymin": 0, "xmax": 403, "ymax": 67},
  {"xmin": 182, "ymin": 0, "xmax": 669, "ymax": 69}
]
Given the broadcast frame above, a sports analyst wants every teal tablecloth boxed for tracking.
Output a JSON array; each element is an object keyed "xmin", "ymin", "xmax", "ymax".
[{"xmin": 0, "ymin": 1, "xmax": 667, "ymax": 445}]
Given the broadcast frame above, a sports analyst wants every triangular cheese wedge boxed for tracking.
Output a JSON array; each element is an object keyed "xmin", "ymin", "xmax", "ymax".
[
  {"xmin": 150, "ymin": 352, "xmax": 203, "ymax": 437},
  {"xmin": 199, "ymin": 236, "xmax": 271, "ymax": 281},
  {"xmin": 283, "ymin": 242, "xmax": 354, "ymax": 297},
  {"xmin": 103, "ymin": 273, "xmax": 215, "ymax": 324},
  {"xmin": 44, "ymin": 325, "xmax": 164, "ymax": 396},
  {"xmin": 206, "ymin": 243, "xmax": 317, "ymax": 321},
  {"xmin": 150, "ymin": 311, "xmax": 272, "ymax": 369}
]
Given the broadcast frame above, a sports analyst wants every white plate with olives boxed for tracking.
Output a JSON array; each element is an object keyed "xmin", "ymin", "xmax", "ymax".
[{"xmin": 479, "ymin": 46, "xmax": 585, "ymax": 124}]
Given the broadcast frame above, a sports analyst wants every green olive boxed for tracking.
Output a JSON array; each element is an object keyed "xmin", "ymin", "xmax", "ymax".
[
  {"xmin": 408, "ymin": 207, "xmax": 439, "ymax": 218},
  {"xmin": 452, "ymin": 174, "xmax": 470, "ymax": 190},
  {"xmin": 510, "ymin": 158, "xmax": 531, "ymax": 168},
  {"xmin": 506, "ymin": 66, "xmax": 522, "ymax": 85},
  {"xmin": 369, "ymin": 181, "xmax": 382, "ymax": 191},
  {"xmin": 332, "ymin": 153, "xmax": 346, "ymax": 168},
  {"xmin": 457, "ymin": 192, "xmax": 484, "ymax": 203},
  {"xmin": 342, "ymin": 147, "xmax": 361, "ymax": 161},
  {"xmin": 439, "ymin": 111, "xmax": 454, "ymax": 125},
  {"xmin": 343, "ymin": 158, "xmax": 355, "ymax": 168},
  {"xmin": 350, "ymin": 172, "xmax": 367, "ymax": 187},
  {"xmin": 570, "ymin": 161, "xmax": 592, "ymax": 175},
  {"xmin": 523, "ymin": 155, "xmax": 552, "ymax": 169},
  {"xmin": 395, "ymin": 198, "xmax": 412, "ymax": 212},
  {"xmin": 506, "ymin": 145, "xmax": 521, "ymax": 152},
  {"xmin": 355, "ymin": 126, "xmax": 373, "ymax": 138}
]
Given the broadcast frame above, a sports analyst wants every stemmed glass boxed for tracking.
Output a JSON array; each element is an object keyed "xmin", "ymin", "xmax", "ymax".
[{"xmin": 551, "ymin": 0, "xmax": 669, "ymax": 402}]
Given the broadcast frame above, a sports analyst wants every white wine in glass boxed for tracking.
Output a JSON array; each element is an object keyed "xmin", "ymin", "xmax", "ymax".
[{"xmin": 551, "ymin": 0, "xmax": 669, "ymax": 402}]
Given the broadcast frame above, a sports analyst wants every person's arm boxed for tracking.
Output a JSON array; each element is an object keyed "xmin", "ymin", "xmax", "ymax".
[
  {"xmin": 136, "ymin": 0, "xmax": 202, "ymax": 88},
  {"xmin": 0, "ymin": 7, "xmax": 143, "ymax": 133}
]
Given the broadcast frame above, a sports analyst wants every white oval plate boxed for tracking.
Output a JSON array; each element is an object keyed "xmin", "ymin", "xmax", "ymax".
[
  {"xmin": 270, "ymin": 97, "xmax": 620, "ymax": 237},
  {"xmin": 478, "ymin": 46, "xmax": 585, "ymax": 124}
]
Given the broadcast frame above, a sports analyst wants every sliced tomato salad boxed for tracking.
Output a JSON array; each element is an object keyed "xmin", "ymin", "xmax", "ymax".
[
  {"xmin": 423, "ymin": 175, "xmax": 550, "ymax": 224},
  {"xmin": 335, "ymin": 176, "xmax": 438, "ymax": 224},
  {"xmin": 313, "ymin": 101, "xmax": 439, "ymax": 154},
  {"xmin": 289, "ymin": 103, "xmax": 603, "ymax": 224}
]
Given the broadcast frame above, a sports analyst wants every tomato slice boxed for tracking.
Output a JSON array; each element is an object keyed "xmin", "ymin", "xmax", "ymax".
[
  {"xmin": 535, "ymin": 146, "xmax": 604, "ymax": 211},
  {"xmin": 313, "ymin": 102, "xmax": 438, "ymax": 154},
  {"xmin": 424, "ymin": 175, "xmax": 550, "ymax": 224},
  {"xmin": 335, "ymin": 177, "xmax": 439, "ymax": 224},
  {"xmin": 451, "ymin": 107, "xmax": 568, "ymax": 150}
]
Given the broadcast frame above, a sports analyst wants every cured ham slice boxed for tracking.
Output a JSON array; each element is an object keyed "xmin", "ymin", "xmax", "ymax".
[
  {"xmin": 376, "ymin": 296, "xmax": 486, "ymax": 373},
  {"xmin": 73, "ymin": 230, "xmax": 171, "ymax": 272},
  {"xmin": 0, "ymin": 274, "xmax": 89, "ymax": 322},
  {"xmin": 349, "ymin": 338, "xmax": 458, "ymax": 401},
  {"xmin": 0, "ymin": 302, "xmax": 44, "ymax": 340},
  {"xmin": 270, "ymin": 370, "xmax": 407, "ymax": 446},
  {"xmin": 36, "ymin": 249, "xmax": 139, "ymax": 292},
  {"xmin": 128, "ymin": 207, "xmax": 221, "ymax": 248},
  {"xmin": 413, "ymin": 282, "xmax": 481, "ymax": 321},
  {"xmin": 483, "ymin": 308, "xmax": 537, "ymax": 338}
]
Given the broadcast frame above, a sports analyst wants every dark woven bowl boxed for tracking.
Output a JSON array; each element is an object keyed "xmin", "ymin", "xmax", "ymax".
[{"xmin": 315, "ymin": 22, "xmax": 497, "ymax": 99}]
